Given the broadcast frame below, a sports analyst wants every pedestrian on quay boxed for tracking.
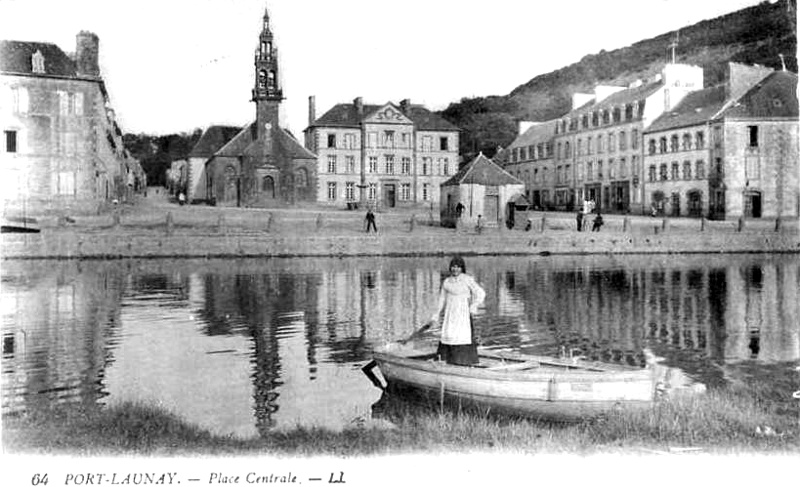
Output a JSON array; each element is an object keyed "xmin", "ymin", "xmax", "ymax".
[
  {"xmin": 591, "ymin": 212, "xmax": 604, "ymax": 232},
  {"xmin": 365, "ymin": 208, "xmax": 378, "ymax": 233},
  {"xmin": 475, "ymin": 214, "xmax": 484, "ymax": 234},
  {"xmin": 429, "ymin": 256, "xmax": 486, "ymax": 366},
  {"xmin": 576, "ymin": 209, "xmax": 584, "ymax": 231}
]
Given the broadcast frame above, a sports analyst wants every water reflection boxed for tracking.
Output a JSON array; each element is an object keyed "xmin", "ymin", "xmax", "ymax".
[{"xmin": 2, "ymin": 254, "xmax": 798, "ymax": 437}]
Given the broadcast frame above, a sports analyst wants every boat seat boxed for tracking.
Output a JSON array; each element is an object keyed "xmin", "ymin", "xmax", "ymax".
[{"xmin": 486, "ymin": 360, "xmax": 540, "ymax": 371}]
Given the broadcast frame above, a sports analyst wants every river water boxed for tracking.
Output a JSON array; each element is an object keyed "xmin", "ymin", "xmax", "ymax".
[{"xmin": 2, "ymin": 254, "xmax": 798, "ymax": 437}]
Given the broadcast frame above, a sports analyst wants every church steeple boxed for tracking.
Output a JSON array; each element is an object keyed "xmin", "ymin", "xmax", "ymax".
[
  {"xmin": 253, "ymin": 3, "xmax": 282, "ymax": 157},
  {"xmin": 253, "ymin": 5, "xmax": 282, "ymax": 104}
]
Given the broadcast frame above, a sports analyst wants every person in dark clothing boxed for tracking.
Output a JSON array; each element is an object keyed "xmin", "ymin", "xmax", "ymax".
[
  {"xmin": 576, "ymin": 210, "xmax": 584, "ymax": 231},
  {"xmin": 591, "ymin": 212, "xmax": 604, "ymax": 232},
  {"xmin": 365, "ymin": 209, "xmax": 378, "ymax": 233},
  {"xmin": 455, "ymin": 202, "xmax": 465, "ymax": 218}
]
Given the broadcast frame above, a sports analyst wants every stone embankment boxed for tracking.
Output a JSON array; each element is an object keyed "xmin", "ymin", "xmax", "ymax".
[
  {"xmin": 3, "ymin": 193, "xmax": 798, "ymax": 259},
  {"xmin": 3, "ymin": 225, "xmax": 798, "ymax": 259}
]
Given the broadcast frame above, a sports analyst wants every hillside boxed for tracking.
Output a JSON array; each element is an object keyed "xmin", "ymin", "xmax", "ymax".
[{"xmin": 441, "ymin": 0, "xmax": 797, "ymax": 158}]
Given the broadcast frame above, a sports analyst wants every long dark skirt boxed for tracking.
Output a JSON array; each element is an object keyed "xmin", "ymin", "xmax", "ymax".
[{"xmin": 436, "ymin": 315, "xmax": 479, "ymax": 366}]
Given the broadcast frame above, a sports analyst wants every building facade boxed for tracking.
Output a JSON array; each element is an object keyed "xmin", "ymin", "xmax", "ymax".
[
  {"xmin": 502, "ymin": 120, "xmax": 557, "ymax": 210},
  {"xmin": 644, "ymin": 64, "xmax": 798, "ymax": 219},
  {"xmin": 205, "ymin": 7, "xmax": 317, "ymax": 208},
  {"xmin": 1, "ymin": 32, "xmax": 143, "ymax": 216},
  {"xmin": 305, "ymin": 97, "xmax": 459, "ymax": 209}
]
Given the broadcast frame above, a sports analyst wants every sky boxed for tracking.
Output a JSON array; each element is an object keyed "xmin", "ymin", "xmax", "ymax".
[{"xmin": 0, "ymin": 0, "xmax": 776, "ymax": 136}]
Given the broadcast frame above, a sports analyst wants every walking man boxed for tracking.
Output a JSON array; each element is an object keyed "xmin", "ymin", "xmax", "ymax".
[{"xmin": 365, "ymin": 208, "xmax": 378, "ymax": 233}]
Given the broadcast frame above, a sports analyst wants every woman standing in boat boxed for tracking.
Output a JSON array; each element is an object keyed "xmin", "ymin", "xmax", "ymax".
[{"xmin": 430, "ymin": 256, "xmax": 486, "ymax": 366}]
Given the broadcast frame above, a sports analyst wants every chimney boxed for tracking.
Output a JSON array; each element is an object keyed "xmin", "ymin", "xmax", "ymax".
[
  {"xmin": 76, "ymin": 31, "xmax": 99, "ymax": 78},
  {"xmin": 399, "ymin": 98, "xmax": 410, "ymax": 114},
  {"xmin": 572, "ymin": 93, "xmax": 594, "ymax": 110},
  {"xmin": 354, "ymin": 97, "xmax": 363, "ymax": 117},
  {"xmin": 308, "ymin": 95, "xmax": 316, "ymax": 126},
  {"xmin": 727, "ymin": 62, "xmax": 774, "ymax": 101}
]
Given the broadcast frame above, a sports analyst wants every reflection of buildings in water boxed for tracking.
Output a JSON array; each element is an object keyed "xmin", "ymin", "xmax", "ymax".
[
  {"xmin": 1, "ymin": 262, "xmax": 124, "ymax": 414},
  {"xmin": 724, "ymin": 263, "xmax": 799, "ymax": 362}
]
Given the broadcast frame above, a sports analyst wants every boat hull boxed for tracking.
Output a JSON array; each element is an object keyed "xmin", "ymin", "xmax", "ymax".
[{"xmin": 371, "ymin": 343, "xmax": 658, "ymax": 422}]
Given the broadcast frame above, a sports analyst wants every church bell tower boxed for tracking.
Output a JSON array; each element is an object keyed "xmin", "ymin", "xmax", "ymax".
[{"xmin": 253, "ymin": 6, "xmax": 282, "ymax": 147}]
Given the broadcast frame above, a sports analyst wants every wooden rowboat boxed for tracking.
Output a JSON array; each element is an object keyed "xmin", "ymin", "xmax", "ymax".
[{"xmin": 364, "ymin": 342, "xmax": 702, "ymax": 422}]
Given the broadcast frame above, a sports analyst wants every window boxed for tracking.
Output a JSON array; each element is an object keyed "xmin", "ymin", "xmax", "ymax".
[
  {"xmin": 401, "ymin": 157, "xmax": 411, "ymax": 175},
  {"xmin": 422, "ymin": 136, "xmax": 432, "ymax": 151},
  {"xmin": 4, "ymin": 130, "xmax": 17, "ymax": 153},
  {"xmin": 592, "ymin": 112, "xmax": 599, "ymax": 127},
  {"xmin": 72, "ymin": 92, "xmax": 83, "ymax": 116},
  {"xmin": 619, "ymin": 157, "xmax": 627, "ymax": 178},
  {"xmin": 58, "ymin": 91, "xmax": 69, "ymax": 116},
  {"xmin": 625, "ymin": 104, "xmax": 633, "ymax": 121},
  {"xmin": 659, "ymin": 137, "xmax": 667, "ymax": 154},
  {"xmin": 57, "ymin": 172, "xmax": 75, "ymax": 195},
  {"xmin": 422, "ymin": 183, "xmax": 429, "ymax": 201},
  {"xmin": 557, "ymin": 142, "xmax": 562, "ymax": 160},
  {"xmin": 587, "ymin": 162, "xmax": 593, "ymax": 181},
  {"xmin": 682, "ymin": 133, "xmax": 692, "ymax": 151},
  {"xmin": 439, "ymin": 137, "xmax": 449, "ymax": 151},
  {"xmin": 612, "ymin": 107, "xmax": 621, "ymax": 123},
  {"xmin": 670, "ymin": 135, "xmax": 679, "ymax": 152},
  {"xmin": 671, "ymin": 162, "xmax": 679, "ymax": 180},
  {"xmin": 346, "ymin": 155, "xmax": 356, "ymax": 173},
  {"xmin": 695, "ymin": 160, "xmax": 705, "ymax": 179},
  {"xmin": 384, "ymin": 155, "xmax": 394, "ymax": 174},
  {"xmin": 368, "ymin": 183, "xmax": 376, "ymax": 200},
  {"xmin": 632, "ymin": 155, "xmax": 639, "ymax": 176},
  {"xmin": 745, "ymin": 156, "xmax": 760, "ymax": 179},
  {"xmin": 368, "ymin": 132, "xmax": 378, "ymax": 148},
  {"xmin": 660, "ymin": 164, "xmax": 668, "ymax": 181},
  {"xmin": 442, "ymin": 158, "xmax": 450, "ymax": 175},
  {"xmin": 577, "ymin": 138, "xmax": 583, "ymax": 156},
  {"xmin": 32, "ymin": 50, "xmax": 45, "ymax": 73},
  {"xmin": 597, "ymin": 136, "xmax": 603, "ymax": 154},
  {"xmin": 577, "ymin": 163, "xmax": 584, "ymax": 181},
  {"xmin": 619, "ymin": 131, "xmax": 626, "ymax": 151},
  {"xmin": 327, "ymin": 182, "xmax": 337, "ymax": 200},
  {"xmin": 608, "ymin": 133, "xmax": 615, "ymax": 153},
  {"xmin": 12, "ymin": 87, "xmax": 29, "ymax": 114},
  {"xmin": 695, "ymin": 131, "xmax": 704, "ymax": 149},
  {"xmin": 683, "ymin": 161, "xmax": 691, "ymax": 180},
  {"xmin": 383, "ymin": 131, "xmax": 395, "ymax": 148},
  {"xmin": 401, "ymin": 183, "xmax": 411, "ymax": 201},
  {"xmin": 602, "ymin": 111, "xmax": 610, "ymax": 124},
  {"xmin": 631, "ymin": 129, "xmax": 639, "ymax": 150},
  {"xmin": 608, "ymin": 159, "xmax": 615, "ymax": 179},
  {"xmin": 582, "ymin": 115, "xmax": 589, "ymax": 128},
  {"xmin": 648, "ymin": 165, "xmax": 656, "ymax": 182},
  {"xmin": 648, "ymin": 138, "xmax": 656, "ymax": 155},
  {"xmin": 345, "ymin": 182, "xmax": 355, "ymax": 200},
  {"xmin": 368, "ymin": 156, "xmax": 378, "ymax": 173},
  {"xmin": 345, "ymin": 133, "xmax": 356, "ymax": 149},
  {"xmin": 534, "ymin": 168, "xmax": 540, "ymax": 183},
  {"xmin": 713, "ymin": 126, "xmax": 722, "ymax": 149},
  {"xmin": 327, "ymin": 155, "xmax": 337, "ymax": 173},
  {"xmin": 422, "ymin": 157, "xmax": 430, "ymax": 175},
  {"xmin": 529, "ymin": 145, "xmax": 536, "ymax": 160},
  {"xmin": 748, "ymin": 126, "xmax": 759, "ymax": 148},
  {"xmin": 597, "ymin": 160, "xmax": 603, "ymax": 179},
  {"xmin": 587, "ymin": 136, "xmax": 593, "ymax": 155},
  {"xmin": 565, "ymin": 142, "xmax": 571, "ymax": 159}
]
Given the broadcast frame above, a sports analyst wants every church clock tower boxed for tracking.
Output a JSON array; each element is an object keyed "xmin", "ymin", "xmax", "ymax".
[{"xmin": 252, "ymin": 6, "xmax": 282, "ymax": 148}]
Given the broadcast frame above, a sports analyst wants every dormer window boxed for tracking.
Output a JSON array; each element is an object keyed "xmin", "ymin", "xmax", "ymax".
[{"xmin": 32, "ymin": 50, "xmax": 45, "ymax": 74}]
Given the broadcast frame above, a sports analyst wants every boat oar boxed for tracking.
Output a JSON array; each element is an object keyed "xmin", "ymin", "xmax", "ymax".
[
  {"xmin": 361, "ymin": 360, "xmax": 384, "ymax": 390},
  {"xmin": 399, "ymin": 319, "xmax": 437, "ymax": 344}
]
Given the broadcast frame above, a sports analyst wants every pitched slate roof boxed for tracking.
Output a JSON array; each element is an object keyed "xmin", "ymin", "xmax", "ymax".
[
  {"xmin": 189, "ymin": 126, "xmax": 242, "ymax": 158},
  {"xmin": 213, "ymin": 122, "xmax": 317, "ymax": 160},
  {"xmin": 646, "ymin": 85, "xmax": 727, "ymax": 133},
  {"xmin": 443, "ymin": 153, "xmax": 522, "ymax": 187},
  {"xmin": 311, "ymin": 102, "xmax": 458, "ymax": 131},
  {"xmin": 0, "ymin": 40, "xmax": 77, "ymax": 77},
  {"xmin": 566, "ymin": 81, "xmax": 664, "ymax": 118},
  {"xmin": 507, "ymin": 120, "xmax": 558, "ymax": 150},
  {"xmin": 720, "ymin": 71, "xmax": 798, "ymax": 119}
]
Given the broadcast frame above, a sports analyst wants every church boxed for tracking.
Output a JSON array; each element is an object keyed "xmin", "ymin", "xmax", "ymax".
[{"xmin": 204, "ymin": 6, "xmax": 317, "ymax": 207}]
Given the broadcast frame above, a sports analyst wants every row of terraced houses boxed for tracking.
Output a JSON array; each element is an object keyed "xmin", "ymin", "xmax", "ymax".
[{"xmin": 501, "ymin": 62, "xmax": 799, "ymax": 220}]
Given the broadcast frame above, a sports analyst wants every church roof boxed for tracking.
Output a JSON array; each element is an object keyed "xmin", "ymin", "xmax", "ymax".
[
  {"xmin": 0, "ymin": 40, "xmax": 77, "ymax": 77},
  {"xmin": 311, "ymin": 102, "xmax": 459, "ymax": 131},
  {"xmin": 443, "ymin": 153, "xmax": 522, "ymax": 187},
  {"xmin": 189, "ymin": 125, "xmax": 242, "ymax": 158},
  {"xmin": 213, "ymin": 122, "xmax": 317, "ymax": 160}
]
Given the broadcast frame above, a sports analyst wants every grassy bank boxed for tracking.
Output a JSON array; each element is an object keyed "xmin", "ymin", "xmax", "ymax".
[{"xmin": 4, "ymin": 381, "xmax": 797, "ymax": 456}]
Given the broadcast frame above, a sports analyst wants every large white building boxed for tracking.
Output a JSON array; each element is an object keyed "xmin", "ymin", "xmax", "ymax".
[{"xmin": 305, "ymin": 97, "xmax": 459, "ymax": 209}]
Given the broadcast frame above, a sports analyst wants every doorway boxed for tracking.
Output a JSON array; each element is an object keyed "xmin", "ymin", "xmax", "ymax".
[
  {"xmin": 383, "ymin": 184, "xmax": 396, "ymax": 208},
  {"xmin": 744, "ymin": 191, "xmax": 762, "ymax": 218}
]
